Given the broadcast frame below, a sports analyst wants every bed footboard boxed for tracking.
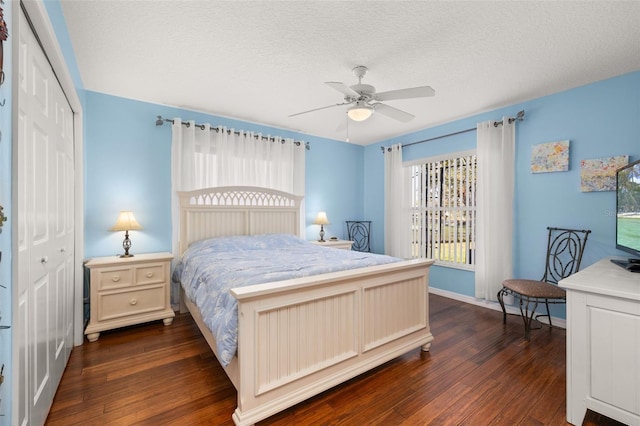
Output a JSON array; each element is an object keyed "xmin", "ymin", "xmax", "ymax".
[{"xmin": 229, "ymin": 258, "xmax": 434, "ymax": 426}]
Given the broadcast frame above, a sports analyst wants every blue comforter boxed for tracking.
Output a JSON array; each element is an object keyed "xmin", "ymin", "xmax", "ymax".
[{"xmin": 174, "ymin": 234, "xmax": 401, "ymax": 366}]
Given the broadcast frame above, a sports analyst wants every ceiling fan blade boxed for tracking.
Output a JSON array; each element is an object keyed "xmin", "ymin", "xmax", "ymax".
[
  {"xmin": 374, "ymin": 86, "xmax": 435, "ymax": 101},
  {"xmin": 289, "ymin": 102, "xmax": 349, "ymax": 118},
  {"xmin": 373, "ymin": 103, "xmax": 415, "ymax": 123},
  {"xmin": 325, "ymin": 82, "xmax": 359, "ymax": 98}
]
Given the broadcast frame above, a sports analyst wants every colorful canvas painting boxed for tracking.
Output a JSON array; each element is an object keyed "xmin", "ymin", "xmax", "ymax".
[
  {"xmin": 531, "ymin": 140, "xmax": 570, "ymax": 173},
  {"xmin": 580, "ymin": 155, "xmax": 629, "ymax": 192}
]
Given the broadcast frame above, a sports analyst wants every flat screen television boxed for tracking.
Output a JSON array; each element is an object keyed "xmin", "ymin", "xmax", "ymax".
[{"xmin": 613, "ymin": 158, "xmax": 640, "ymax": 272}]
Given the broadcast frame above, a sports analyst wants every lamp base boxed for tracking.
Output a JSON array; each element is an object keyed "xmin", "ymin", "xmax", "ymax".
[
  {"xmin": 318, "ymin": 225, "xmax": 326, "ymax": 242},
  {"xmin": 120, "ymin": 230, "xmax": 134, "ymax": 258}
]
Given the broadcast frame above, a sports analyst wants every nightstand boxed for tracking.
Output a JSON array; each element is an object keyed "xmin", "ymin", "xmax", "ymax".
[
  {"xmin": 84, "ymin": 252, "xmax": 175, "ymax": 342},
  {"xmin": 311, "ymin": 239, "xmax": 354, "ymax": 250}
]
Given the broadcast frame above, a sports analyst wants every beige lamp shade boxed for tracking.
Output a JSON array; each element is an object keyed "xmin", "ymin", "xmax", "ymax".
[
  {"xmin": 313, "ymin": 211, "xmax": 330, "ymax": 225},
  {"xmin": 110, "ymin": 211, "xmax": 142, "ymax": 231}
]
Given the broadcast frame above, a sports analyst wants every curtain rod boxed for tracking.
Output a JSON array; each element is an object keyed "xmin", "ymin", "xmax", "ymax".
[
  {"xmin": 380, "ymin": 110, "xmax": 525, "ymax": 153},
  {"xmin": 155, "ymin": 116, "xmax": 311, "ymax": 151}
]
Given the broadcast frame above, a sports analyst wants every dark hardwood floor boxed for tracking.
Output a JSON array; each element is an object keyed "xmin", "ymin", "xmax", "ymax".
[{"xmin": 46, "ymin": 294, "xmax": 624, "ymax": 425}]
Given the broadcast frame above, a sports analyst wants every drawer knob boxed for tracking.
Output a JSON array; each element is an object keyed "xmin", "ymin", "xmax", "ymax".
[
  {"xmin": 112, "ymin": 276, "xmax": 120, "ymax": 282},
  {"xmin": 40, "ymin": 256, "xmax": 48, "ymax": 264},
  {"xmin": 146, "ymin": 272, "xmax": 154, "ymax": 278},
  {"xmin": 130, "ymin": 299, "xmax": 137, "ymax": 306}
]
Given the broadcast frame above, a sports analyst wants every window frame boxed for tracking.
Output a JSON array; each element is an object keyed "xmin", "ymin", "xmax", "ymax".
[{"xmin": 405, "ymin": 149, "xmax": 477, "ymax": 271}]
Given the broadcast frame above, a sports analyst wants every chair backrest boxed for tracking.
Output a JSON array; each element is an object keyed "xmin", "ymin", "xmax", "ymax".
[
  {"xmin": 542, "ymin": 227, "xmax": 591, "ymax": 284},
  {"xmin": 346, "ymin": 220, "xmax": 372, "ymax": 252}
]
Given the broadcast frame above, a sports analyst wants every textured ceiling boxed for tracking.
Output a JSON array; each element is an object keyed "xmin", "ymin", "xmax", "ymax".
[{"xmin": 60, "ymin": 1, "xmax": 640, "ymax": 145}]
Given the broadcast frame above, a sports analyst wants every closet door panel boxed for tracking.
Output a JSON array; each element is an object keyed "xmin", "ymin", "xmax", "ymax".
[
  {"xmin": 54, "ymin": 261, "xmax": 66, "ymax": 359},
  {"xmin": 29, "ymin": 126, "xmax": 49, "ymax": 250},
  {"xmin": 32, "ymin": 272, "xmax": 50, "ymax": 407}
]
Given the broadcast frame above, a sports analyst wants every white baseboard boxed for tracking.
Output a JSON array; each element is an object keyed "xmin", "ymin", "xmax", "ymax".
[{"xmin": 429, "ymin": 287, "xmax": 566, "ymax": 329}]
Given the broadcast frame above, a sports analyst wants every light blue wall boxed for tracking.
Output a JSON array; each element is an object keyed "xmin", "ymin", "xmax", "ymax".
[
  {"xmin": 305, "ymin": 136, "xmax": 364, "ymax": 239},
  {"xmin": 84, "ymin": 93, "xmax": 173, "ymax": 257},
  {"xmin": 84, "ymin": 91, "xmax": 364, "ymax": 258},
  {"xmin": 365, "ymin": 71, "xmax": 640, "ymax": 317}
]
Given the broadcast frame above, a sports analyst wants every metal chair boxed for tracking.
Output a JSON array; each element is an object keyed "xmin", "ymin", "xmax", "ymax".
[
  {"xmin": 497, "ymin": 227, "xmax": 591, "ymax": 340},
  {"xmin": 346, "ymin": 221, "xmax": 371, "ymax": 252}
]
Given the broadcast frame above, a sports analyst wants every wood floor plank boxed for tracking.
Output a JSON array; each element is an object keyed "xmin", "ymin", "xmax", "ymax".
[{"xmin": 46, "ymin": 294, "xmax": 626, "ymax": 425}]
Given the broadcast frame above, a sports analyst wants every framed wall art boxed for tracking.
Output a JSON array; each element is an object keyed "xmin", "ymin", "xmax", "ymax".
[
  {"xmin": 580, "ymin": 155, "xmax": 629, "ymax": 192},
  {"xmin": 531, "ymin": 140, "xmax": 570, "ymax": 173}
]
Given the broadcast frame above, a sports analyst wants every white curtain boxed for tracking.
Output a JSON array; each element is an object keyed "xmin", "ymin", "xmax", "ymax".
[
  {"xmin": 215, "ymin": 126, "xmax": 302, "ymax": 192},
  {"xmin": 171, "ymin": 120, "xmax": 304, "ymax": 193},
  {"xmin": 170, "ymin": 119, "xmax": 305, "ymax": 304},
  {"xmin": 475, "ymin": 118, "xmax": 515, "ymax": 300},
  {"xmin": 384, "ymin": 144, "xmax": 412, "ymax": 258}
]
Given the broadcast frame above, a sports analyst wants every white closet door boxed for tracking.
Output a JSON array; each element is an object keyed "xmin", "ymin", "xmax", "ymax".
[{"xmin": 15, "ymin": 8, "xmax": 75, "ymax": 426}]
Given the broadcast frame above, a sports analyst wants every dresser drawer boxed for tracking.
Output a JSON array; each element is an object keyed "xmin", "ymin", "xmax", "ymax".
[
  {"xmin": 135, "ymin": 263, "xmax": 165, "ymax": 285},
  {"xmin": 96, "ymin": 267, "xmax": 134, "ymax": 290},
  {"xmin": 97, "ymin": 286, "xmax": 166, "ymax": 321}
]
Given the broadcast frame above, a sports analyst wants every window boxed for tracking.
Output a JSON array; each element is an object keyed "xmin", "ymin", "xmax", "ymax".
[{"xmin": 409, "ymin": 151, "xmax": 477, "ymax": 269}]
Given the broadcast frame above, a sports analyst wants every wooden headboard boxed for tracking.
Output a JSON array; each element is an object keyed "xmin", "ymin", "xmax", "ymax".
[{"xmin": 178, "ymin": 186, "xmax": 304, "ymax": 255}]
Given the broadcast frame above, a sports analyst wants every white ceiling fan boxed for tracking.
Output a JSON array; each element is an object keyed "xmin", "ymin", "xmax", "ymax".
[{"xmin": 289, "ymin": 66, "xmax": 435, "ymax": 123}]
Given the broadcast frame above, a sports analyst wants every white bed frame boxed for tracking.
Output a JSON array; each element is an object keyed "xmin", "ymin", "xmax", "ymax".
[{"xmin": 177, "ymin": 186, "xmax": 434, "ymax": 425}]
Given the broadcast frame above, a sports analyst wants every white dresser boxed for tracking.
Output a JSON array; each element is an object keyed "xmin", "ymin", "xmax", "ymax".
[
  {"xmin": 559, "ymin": 258, "xmax": 640, "ymax": 425},
  {"xmin": 84, "ymin": 252, "xmax": 175, "ymax": 342}
]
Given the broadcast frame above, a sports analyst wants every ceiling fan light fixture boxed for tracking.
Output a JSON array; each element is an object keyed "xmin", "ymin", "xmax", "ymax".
[{"xmin": 347, "ymin": 103, "xmax": 373, "ymax": 121}]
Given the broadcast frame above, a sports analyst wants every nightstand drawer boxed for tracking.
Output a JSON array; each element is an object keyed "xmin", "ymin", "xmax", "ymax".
[
  {"xmin": 97, "ymin": 286, "xmax": 166, "ymax": 321},
  {"xmin": 96, "ymin": 267, "xmax": 134, "ymax": 290},
  {"xmin": 135, "ymin": 263, "xmax": 166, "ymax": 285}
]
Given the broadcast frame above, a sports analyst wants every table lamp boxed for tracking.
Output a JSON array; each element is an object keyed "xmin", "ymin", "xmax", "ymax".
[
  {"xmin": 313, "ymin": 211, "xmax": 330, "ymax": 242},
  {"xmin": 110, "ymin": 211, "xmax": 142, "ymax": 257}
]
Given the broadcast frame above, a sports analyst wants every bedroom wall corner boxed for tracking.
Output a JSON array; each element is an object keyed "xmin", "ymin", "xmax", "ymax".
[
  {"xmin": 84, "ymin": 92, "xmax": 175, "ymax": 258},
  {"xmin": 305, "ymin": 138, "xmax": 364, "ymax": 241},
  {"xmin": 83, "ymin": 92, "xmax": 364, "ymax": 257},
  {"xmin": 363, "ymin": 71, "xmax": 640, "ymax": 309}
]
